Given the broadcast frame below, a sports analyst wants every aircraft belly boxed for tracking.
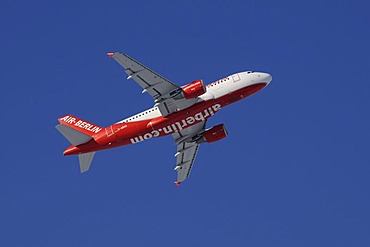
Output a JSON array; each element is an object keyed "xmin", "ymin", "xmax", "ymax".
[{"xmin": 128, "ymin": 101, "xmax": 222, "ymax": 144}]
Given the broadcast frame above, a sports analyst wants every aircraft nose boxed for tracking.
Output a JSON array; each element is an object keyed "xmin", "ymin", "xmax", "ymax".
[{"xmin": 260, "ymin": 72, "xmax": 272, "ymax": 84}]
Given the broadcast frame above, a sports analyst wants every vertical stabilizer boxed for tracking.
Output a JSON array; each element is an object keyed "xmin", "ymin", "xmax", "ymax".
[
  {"xmin": 78, "ymin": 152, "xmax": 96, "ymax": 173},
  {"xmin": 57, "ymin": 114, "xmax": 103, "ymax": 137}
]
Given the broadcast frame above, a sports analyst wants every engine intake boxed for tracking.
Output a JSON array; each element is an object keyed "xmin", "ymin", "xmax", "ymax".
[
  {"xmin": 197, "ymin": 124, "xmax": 228, "ymax": 143},
  {"xmin": 181, "ymin": 80, "xmax": 206, "ymax": 99}
]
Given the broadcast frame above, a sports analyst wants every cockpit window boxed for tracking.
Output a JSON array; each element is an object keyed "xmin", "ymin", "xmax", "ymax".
[{"xmin": 247, "ymin": 71, "xmax": 254, "ymax": 74}]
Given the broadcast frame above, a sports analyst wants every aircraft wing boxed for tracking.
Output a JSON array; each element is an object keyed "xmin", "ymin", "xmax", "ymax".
[
  {"xmin": 172, "ymin": 121, "xmax": 206, "ymax": 185},
  {"xmin": 109, "ymin": 52, "xmax": 197, "ymax": 116}
]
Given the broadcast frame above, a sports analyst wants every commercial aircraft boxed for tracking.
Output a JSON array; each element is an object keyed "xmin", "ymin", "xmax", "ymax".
[{"xmin": 56, "ymin": 52, "xmax": 272, "ymax": 185}]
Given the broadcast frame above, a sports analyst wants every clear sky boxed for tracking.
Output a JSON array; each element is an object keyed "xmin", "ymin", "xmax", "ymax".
[{"xmin": 1, "ymin": 0, "xmax": 369, "ymax": 246}]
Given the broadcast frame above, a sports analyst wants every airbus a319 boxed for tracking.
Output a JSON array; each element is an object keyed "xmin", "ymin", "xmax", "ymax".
[{"xmin": 56, "ymin": 52, "xmax": 272, "ymax": 185}]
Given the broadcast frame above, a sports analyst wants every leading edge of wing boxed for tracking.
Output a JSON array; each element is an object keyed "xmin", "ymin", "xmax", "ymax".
[
  {"xmin": 108, "ymin": 52, "xmax": 179, "ymax": 96},
  {"xmin": 108, "ymin": 52, "xmax": 199, "ymax": 116}
]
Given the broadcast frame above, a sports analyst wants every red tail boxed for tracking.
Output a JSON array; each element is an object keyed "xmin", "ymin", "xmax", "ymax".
[{"xmin": 57, "ymin": 114, "xmax": 103, "ymax": 137}]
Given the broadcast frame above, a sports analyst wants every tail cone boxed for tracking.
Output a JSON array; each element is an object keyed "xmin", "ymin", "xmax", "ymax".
[{"xmin": 63, "ymin": 146, "xmax": 80, "ymax": 156}]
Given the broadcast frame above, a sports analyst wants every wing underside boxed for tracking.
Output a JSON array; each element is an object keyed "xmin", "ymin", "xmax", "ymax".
[
  {"xmin": 110, "ymin": 52, "xmax": 179, "ymax": 99},
  {"xmin": 109, "ymin": 52, "xmax": 198, "ymax": 116},
  {"xmin": 172, "ymin": 121, "xmax": 206, "ymax": 184},
  {"xmin": 175, "ymin": 142, "xmax": 199, "ymax": 183},
  {"xmin": 109, "ymin": 52, "xmax": 208, "ymax": 184}
]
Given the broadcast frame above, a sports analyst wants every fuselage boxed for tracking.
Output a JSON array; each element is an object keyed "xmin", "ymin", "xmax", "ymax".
[{"xmin": 64, "ymin": 71, "xmax": 272, "ymax": 155}]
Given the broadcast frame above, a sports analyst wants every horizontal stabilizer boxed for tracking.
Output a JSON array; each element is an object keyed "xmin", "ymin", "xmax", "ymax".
[
  {"xmin": 78, "ymin": 152, "xmax": 95, "ymax": 173},
  {"xmin": 55, "ymin": 124, "xmax": 92, "ymax": 146}
]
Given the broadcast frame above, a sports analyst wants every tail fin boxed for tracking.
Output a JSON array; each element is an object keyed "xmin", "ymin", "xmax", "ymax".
[
  {"xmin": 78, "ymin": 152, "xmax": 96, "ymax": 173},
  {"xmin": 56, "ymin": 114, "xmax": 102, "ymax": 173},
  {"xmin": 55, "ymin": 114, "xmax": 103, "ymax": 146}
]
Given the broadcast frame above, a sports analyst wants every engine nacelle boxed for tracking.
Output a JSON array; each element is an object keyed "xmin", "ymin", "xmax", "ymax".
[
  {"xmin": 197, "ymin": 124, "xmax": 228, "ymax": 143},
  {"xmin": 181, "ymin": 79, "xmax": 206, "ymax": 99}
]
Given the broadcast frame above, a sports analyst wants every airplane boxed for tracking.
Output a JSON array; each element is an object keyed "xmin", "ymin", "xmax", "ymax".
[{"xmin": 56, "ymin": 52, "xmax": 272, "ymax": 186}]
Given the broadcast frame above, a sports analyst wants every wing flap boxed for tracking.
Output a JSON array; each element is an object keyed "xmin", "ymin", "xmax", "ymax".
[
  {"xmin": 156, "ymin": 99, "xmax": 177, "ymax": 116},
  {"xmin": 175, "ymin": 142, "xmax": 199, "ymax": 183},
  {"xmin": 172, "ymin": 121, "xmax": 207, "ymax": 184},
  {"xmin": 110, "ymin": 52, "xmax": 179, "ymax": 99}
]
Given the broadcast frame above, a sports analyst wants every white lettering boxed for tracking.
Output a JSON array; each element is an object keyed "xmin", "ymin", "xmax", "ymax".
[
  {"xmin": 181, "ymin": 119, "xmax": 188, "ymax": 128},
  {"xmin": 208, "ymin": 107, "xmax": 214, "ymax": 116},
  {"xmin": 186, "ymin": 116, "xmax": 195, "ymax": 125},
  {"xmin": 171, "ymin": 124, "xmax": 178, "ymax": 132},
  {"xmin": 203, "ymin": 109, "xmax": 210, "ymax": 118},
  {"xmin": 74, "ymin": 120, "xmax": 82, "ymax": 126},
  {"xmin": 175, "ymin": 122, "xmax": 183, "ymax": 131},
  {"xmin": 130, "ymin": 136, "xmax": 144, "ymax": 144},
  {"xmin": 66, "ymin": 117, "xmax": 76, "ymax": 124},
  {"xmin": 163, "ymin": 126, "xmax": 173, "ymax": 134},
  {"xmin": 92, "ymin": 127, "xmax": 102, "ymax": 133},
  {"xmin": 152, "ymin": 130, "xmax": 160, "ymax": 137},
  {"xmin": 194, "ymin": 112, "xmax": 205, "ymax": 121},
  {"xmin": 144, "ymin": 133, "xmax": 152, "ymax": 139},
  {"xmin": 213, "ymin": 104, "xmax": 221, "ymax": 112},
  {"xmin": 60, "ymin": 116, "xmax": 69, "ymax": 122},
  {"xmin": 129, "ymin": 104, "xmax": 221, "ymax": 143},
  {"xmin": 88, "ymin": 124, "xmax": 95, "ymax": 131}
]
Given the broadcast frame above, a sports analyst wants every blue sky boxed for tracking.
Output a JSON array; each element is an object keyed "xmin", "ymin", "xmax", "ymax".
[{"xmin": 1, "ymin": 0, "xmax": 369, "ymax": 246}]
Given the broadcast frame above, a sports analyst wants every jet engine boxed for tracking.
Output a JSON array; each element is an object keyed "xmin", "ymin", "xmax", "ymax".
[
  {"xmin": 197, "ymin": 124, "xmax": 228, "ymax": 143},
  {"xmin": 181, "ymin": 79, "xmax": 206, "ymax": 99}
]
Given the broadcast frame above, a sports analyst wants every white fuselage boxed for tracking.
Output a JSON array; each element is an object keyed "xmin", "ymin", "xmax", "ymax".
[{"xmin": 118, "ymin": 71, "xmax": 272, "ymax": 123}]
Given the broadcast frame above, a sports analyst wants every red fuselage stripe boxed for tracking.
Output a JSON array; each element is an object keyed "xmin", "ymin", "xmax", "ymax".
[{"xmin": 64, "ymin": 83, "xmax": 267, "ymax": 155}]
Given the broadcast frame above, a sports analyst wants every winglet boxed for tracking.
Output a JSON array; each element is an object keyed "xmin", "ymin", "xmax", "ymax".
[
  {"xmin": 174, "ymin": 181, "xmax": 181, "ymax": 187},
  {"xmin": 107, "ymin": 52, "xmax": 114, "ymax": 58}
]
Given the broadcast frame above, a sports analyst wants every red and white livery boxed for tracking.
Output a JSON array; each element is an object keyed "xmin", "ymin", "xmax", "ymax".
[{"xmin": 56, "ymin": 52, "xmax": 272, "ymax": 185}]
